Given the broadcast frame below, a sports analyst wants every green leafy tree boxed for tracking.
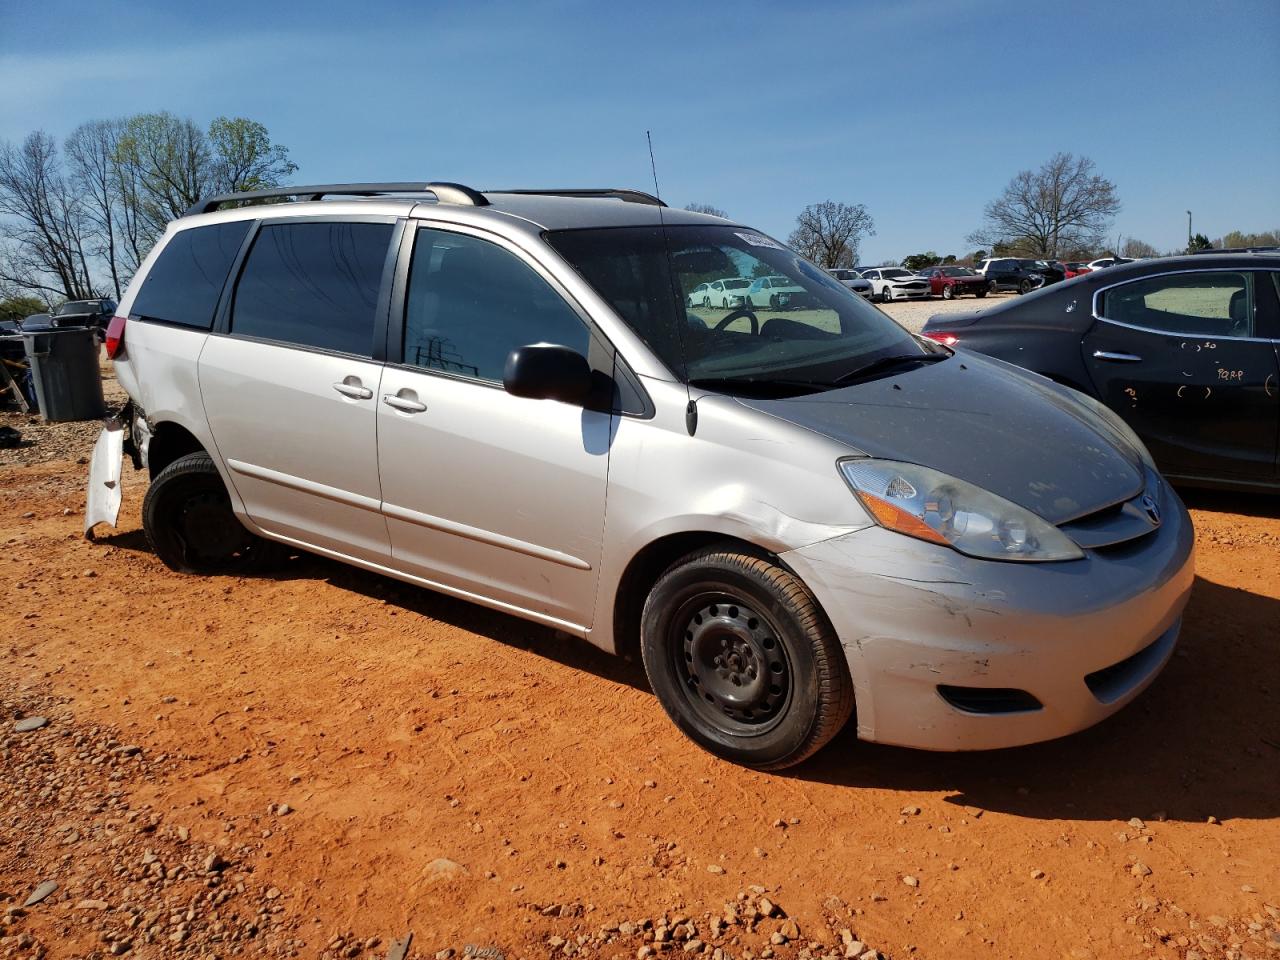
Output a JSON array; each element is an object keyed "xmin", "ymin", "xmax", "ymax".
[
  {"xmin": 1215, "ymin": 229, "xmax": 1279, "ymax": 249},
  {"xmin": 1187, "ymin": 233, "xmax": 1212, "ymax": 253},
  {"xmin": 901, "ymin": 251, "xmax": 941, "ymax": 271},
  {"xmin": 0, "ymin": 294, "xmax": 45, "ymax": 322}
]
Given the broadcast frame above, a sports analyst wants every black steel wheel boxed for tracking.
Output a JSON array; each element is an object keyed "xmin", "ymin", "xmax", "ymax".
[
  {"xmin": 641, "ymin": 549, "xmax": 854, "ymax": 770},
  {"xmin": 143, "ymin": 451, "xmax": 284, "ymax": 574}
]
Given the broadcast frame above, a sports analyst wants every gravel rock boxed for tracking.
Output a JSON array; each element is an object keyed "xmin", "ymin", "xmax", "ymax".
[
  {"xmin": 13, "ymin": 716, "xmax": 48, "ymax": 732},
  {"xmin": 23, "ymin": 880, "xmax": 58, "ymax": 906}
]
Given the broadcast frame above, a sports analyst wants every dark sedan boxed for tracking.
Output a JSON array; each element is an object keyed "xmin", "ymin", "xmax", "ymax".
[
  {"xmin": 922, "ymin": 254, "xmax": 1280, "ymax": 492},
  {"xmin": 919, "ymin": 265, "xmax": 990, "ymax": 300}
]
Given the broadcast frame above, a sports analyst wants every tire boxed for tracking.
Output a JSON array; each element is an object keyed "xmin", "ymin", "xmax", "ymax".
[
  {"xmin": 143, "ymin": 451, "xmax": 284, "ymax": 575},
  {"xmin": 640, "ymin": 549, "xmax": 854, "ymax": 770},
  {"xmin": 975, "ymin": 287, "xmax": 988, "ymax": 298},
  {"xmin": 1018, "ymin": 278, "xmax": 1032, "ymax": 295},
  {"xmin": 942, "ymin": 284, "xmax": 955, "ymax": 300},
  {"xmin": 880, "ymin": 287, "xmax": 892, "ymax": 304},
  {"xmin": 722, "ymin": 298, "xmax": 729, "ymax": 309},
  {"xmin": 702, "ymin": 296, "xmax": 710, "ymax": 308},
  {"xmin": 769, "ymin": 293, "xmax": 780, "ymax": 309}
]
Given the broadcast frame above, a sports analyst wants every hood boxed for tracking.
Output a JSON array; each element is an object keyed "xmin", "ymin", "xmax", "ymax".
[{"xmin": 736, "ymin": 353, "xmax": 1143, "ymax": 525}]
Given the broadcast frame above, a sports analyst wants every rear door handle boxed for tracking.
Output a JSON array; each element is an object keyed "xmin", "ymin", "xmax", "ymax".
[
  {"xmin": 382, "ymin": 393, "xmax": 427, "ymax": 413},
  {"xmin": 332, "ymin": 381, "xmax": 373, "ymax": 399},
  {"xmin": 1093, "ymin": 350, "xmax": 1143, "ymax": 363}
]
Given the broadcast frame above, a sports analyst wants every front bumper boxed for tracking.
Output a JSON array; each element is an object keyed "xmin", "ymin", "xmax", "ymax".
[
  {"xmin": 889, "ymin": 286, "xmax": 930, "ymax": 299},
  {"xmin": 780, "ymin": 485, "xmax": 1195, "ymax": 750}
]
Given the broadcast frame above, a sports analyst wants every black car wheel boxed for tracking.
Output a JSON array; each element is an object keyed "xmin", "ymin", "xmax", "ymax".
[
  {"xmin": 702, "ymin": 296, "xmax": 710, "ymax": 308},
  {"xmin": 143, "ymin": 452, "xmax": 284, "ymax": 574},
  {"xmin": 942, "ymin": 284, "xmax": 955, "ymax": 300},
  {"xmin": 640, "ymin": 548, "xmax": 854, "ymax": 770},
  {"xmin": 769, "ymin": 293, "xmax": 780, "ymax": 309},
  {"xmin": 1018, "ymin": 278, "xmax": 1033, "ymax": 295},
  {"xmin": 975, "ymin": 287, "xmax": 988, "ymax": 298}
]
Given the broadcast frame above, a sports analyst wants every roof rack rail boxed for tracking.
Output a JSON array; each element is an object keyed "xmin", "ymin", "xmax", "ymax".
[
  {"xmin": 488, "ymin": 188, "xmax": 666, "ymax": 207},
  {"xmin": 1190, "ymin": 245, "xmax": 1280, "ymax": 255},
  {"xmin": 184, "ymin": 181, "xmax": 489, "ymax": 217}
]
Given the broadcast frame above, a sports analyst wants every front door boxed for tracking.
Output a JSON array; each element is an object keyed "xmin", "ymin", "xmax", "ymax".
[
  {"xmin": 376, "ymin": 224, "xmax": 612, "ymax": 630},
  {"xmin": 199, "ymin": 219, "xmax": 397, "ymax": 560},
  {"xmin": 1082, "ymin": 268, "xmax": 1280, "ymax": 481}
]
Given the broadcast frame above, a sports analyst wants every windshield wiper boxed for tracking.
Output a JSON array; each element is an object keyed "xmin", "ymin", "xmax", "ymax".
[{"xmin": 832, "ymin": 352, "xmax": 948, "ymax": 385}]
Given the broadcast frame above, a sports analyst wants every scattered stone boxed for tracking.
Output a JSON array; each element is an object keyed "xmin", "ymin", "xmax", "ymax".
[
  {"xmin": 1128, "ymin": 817, "xmax": 1146, "ymax": 830},
  {"xmin": 13, "ymin": 716, "xmax": 49, "ymax": 733},
  {"xmin": 76, "ymin": 898, "xmax": 109, "ymax": 910},
  {"xmin": 779, "ymin": 918, "xmax": 800, "ymax": 940},
  {"xmin": 902, "ymin": 875, "xmax": 919, "ymax": 888},
  {"xmin": 707, "ymin": 864, "xmax": 725, "ymax": 874},
  {"xmin": 900, "ymin": 806, "xmax": 921, "ymax": 816},
  {"xmin": 1131, "ymin": 862, "xmax": 1152, "ymax": 878}
]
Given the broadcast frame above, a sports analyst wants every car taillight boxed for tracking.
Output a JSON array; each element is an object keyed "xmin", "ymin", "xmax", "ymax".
[
  {"xmin": 105, "ymin": 315, "xmax": 126, "ymax": 359},
  {"xmin": 923, "ymin": 331, "xmax": 958, "ymax": 346}
]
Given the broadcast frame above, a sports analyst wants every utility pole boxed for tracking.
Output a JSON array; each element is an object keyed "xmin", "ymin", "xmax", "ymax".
[{"xmin": 1186, "ymin": 210, "xmax": 1192, "ymax": 249}]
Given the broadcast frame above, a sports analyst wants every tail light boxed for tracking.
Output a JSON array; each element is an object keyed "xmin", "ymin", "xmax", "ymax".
[
  {"xmin": 924, "ymin": 331, "xmax": 958, "ymax": 347},
  {"xmin": 105, "ymin": 315, "xmax": 127, "ymax": 359}
]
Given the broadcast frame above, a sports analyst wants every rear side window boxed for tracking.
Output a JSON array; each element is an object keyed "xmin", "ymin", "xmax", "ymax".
[
  {"xmin": 1100, "ymin": 271, "xmax": 1254, "ymax": 337},
  {"xmin": 230, "ymin": 221, "xmax": 393, "ymax": 356},
  {"xmin": 131, "ymin": 221, "xmax": 251, "ymax": 329}
]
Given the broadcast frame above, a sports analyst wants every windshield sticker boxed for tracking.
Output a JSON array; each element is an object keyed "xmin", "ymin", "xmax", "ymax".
[{"xmin": 735, "ymin": 232, "xmax": 786, "ymax": 250}]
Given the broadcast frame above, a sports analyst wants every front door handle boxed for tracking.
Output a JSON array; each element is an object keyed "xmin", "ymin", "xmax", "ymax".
[
  {"xmin": 333, "ymin": 380, "xmax": 373, "ymax": 399},
  {"xmin": 1093, "ymin": 350, "xmax": 1143, "ymax": 363},
  {"xmin": 382, "ymin": 393, "xmax": 427, "ymax": 413}
]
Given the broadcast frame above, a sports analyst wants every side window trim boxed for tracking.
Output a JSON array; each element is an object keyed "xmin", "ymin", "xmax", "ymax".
[
  {"xmin": 1090, "ymin": 267, "xmax": 1263, "ymax": 342},
  {"xmin": 213, "ymin": 214, "xmax": 399, "ymax": 358}
]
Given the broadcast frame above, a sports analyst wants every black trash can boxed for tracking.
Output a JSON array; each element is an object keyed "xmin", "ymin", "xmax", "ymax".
[{"xmin": 21, "ymin": 327, "xmax": 105, "ymax": 422}]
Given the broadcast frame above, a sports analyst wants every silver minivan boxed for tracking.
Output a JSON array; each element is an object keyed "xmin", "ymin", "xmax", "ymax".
[{"xmin": 92, "ymin": 182, "xmax": 1194, "ymax": 769}]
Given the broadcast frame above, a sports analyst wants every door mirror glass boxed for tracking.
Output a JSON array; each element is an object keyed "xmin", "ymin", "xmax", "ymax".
[{"xmin": 504, "ymin": 343, "xmax": 592, "ymax": 405}]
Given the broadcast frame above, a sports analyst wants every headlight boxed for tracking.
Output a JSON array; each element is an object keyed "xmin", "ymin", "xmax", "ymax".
[{"xmin": 840, "ymin": 459, "xmax": 1084, "ymax": 562}]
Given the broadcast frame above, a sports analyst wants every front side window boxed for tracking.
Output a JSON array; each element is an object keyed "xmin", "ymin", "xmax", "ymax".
[
  {"xmin": 230, "ymin": 221, "xmax": 393, "ymax": 356},
  {"xmin": 1100, "ymin": 271, "xmax": 1254, "ymax": 337},
  {"xmin": 546, "ymin": 224, "xmax": 925, "ymax": 389},
  {"xmin": 403, "ymin": 228, "xmax": 590, "ymax": 382},
  {"xmin": 132, "ymin": 220, "xmax": 252, "ymax": 329}
]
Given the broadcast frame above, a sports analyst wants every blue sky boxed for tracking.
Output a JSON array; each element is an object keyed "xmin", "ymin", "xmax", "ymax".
[{"xmin": 2, "ymin": 0, "xmax": 1277, "ymax": 263}]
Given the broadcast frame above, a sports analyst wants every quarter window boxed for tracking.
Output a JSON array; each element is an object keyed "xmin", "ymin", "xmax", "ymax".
[
  {"xmin": 230, "ymin": 222, "xmax": 393, "ymax": 356},
  {"xmin": 1100, "ymin": 271, "xmax": 1254, "ymax": 337},
  {"xmin": 132, "ymin": 221, "xmax": 251, "ymax": 329},
  {"xmin": 402, "ymin": 228, "xmax": 590, "ymax": 382}
]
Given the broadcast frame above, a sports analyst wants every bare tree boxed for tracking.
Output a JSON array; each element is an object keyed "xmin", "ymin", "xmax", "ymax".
[
  {"xmin": 0, "ymin": 132, "xmax": 97, "ymax": 300},
  {"xmin": 1121, "ymin": 238, "xmax": 1159, "ymax": 259},
  {"xmin": 684, "ymin": 202, "xmax": 727, "ymax": 218},
  {"xmin": 65, "ymin": 119, "xmax": 126, "ymax": 298},
  {"xmin": 967, "ymin": 153, "xmax": 1119, "ymax": 258},
  {"xmin": 787, "ymin": 201, "xmax": 875, "ymax": 268}
]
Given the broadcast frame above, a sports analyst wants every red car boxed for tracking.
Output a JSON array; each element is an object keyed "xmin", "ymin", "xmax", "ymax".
[
  {"xmin": 1064, "ymin": 262, "xmax": 1092, "ymax": 279},
  {"xmin": 919, "ymin": 266, "xmax": 990, "ymax": 299}
]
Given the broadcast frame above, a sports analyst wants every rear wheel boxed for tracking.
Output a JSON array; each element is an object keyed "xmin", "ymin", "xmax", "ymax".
[
  {"xmin": 975, "ymin": 287, "xmax": 988, "ymax": 298},
  {"xmin": 640, "ymin": 549, "xmax": 854, "ymax": 770},
  {"xmin": 143, "ymin": 452, "xmax": 284, "ymax": 574}
]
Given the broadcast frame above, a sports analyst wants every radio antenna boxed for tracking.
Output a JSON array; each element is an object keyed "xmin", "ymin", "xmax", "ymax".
[{"xmin": 647, "ymin": 131, "xmax": 697, "ymax": 436}]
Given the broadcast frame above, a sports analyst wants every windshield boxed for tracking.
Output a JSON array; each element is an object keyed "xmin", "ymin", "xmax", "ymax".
[
  {"xmin": 545, "ymin": 224, "xmax": 927, "ymax": 387},
  {"xmin": 56, "ymin": 301, "xmax": 97, "ymax": 315},
  {"xmin": 942, "ymin": 267, "xmax": 974, "ymax": 276},
  {"xmin": 723, "ymin": 279, "xmax": 750, "ymax": 290},
  {"xmin": 879, "ymin": 268, "xmax": 911, "ymax": 278}
]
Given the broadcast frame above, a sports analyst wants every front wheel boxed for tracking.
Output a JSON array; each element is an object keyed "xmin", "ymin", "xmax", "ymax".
[
  {"xmin": 1018, "ymin": 278, "xmax": 1032, "ymax": 295},
  {"xmin": 880, "ymin": 287, "xmax": 892, "ymax": 303},
  {"xmin": 975, "ymin": 287, "xmax": 988, "ymax": 298},
  {"xmin": 143, "ymin": 451, "xmax": 284, "ymax": 574},
  {"xmin": 640, "ymin": 549, "xmax": 854, "ymax": 770},
  {"xmin": 942, "ymin": 284, "xmax": 955, "ymax": 300}
]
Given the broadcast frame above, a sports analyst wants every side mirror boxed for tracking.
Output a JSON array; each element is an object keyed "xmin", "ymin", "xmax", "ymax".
[{"xmin": 503, "ymin": 343, "xmax": 592, "ymax": 405}]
